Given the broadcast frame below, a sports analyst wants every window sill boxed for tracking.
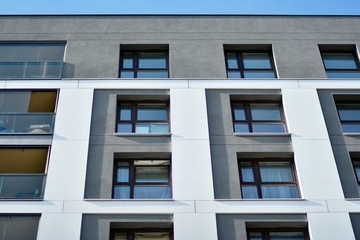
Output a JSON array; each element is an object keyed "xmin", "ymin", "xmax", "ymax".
[
  {"xmin": 215, "ymin": 198, "xmax": 305, "ymax": 201},
  {"xmin": 343, "ymin": 133, "xmax": 360, "ymax": 136},
  {"xmin": 84, "ymin": 198, "xmax": 175, "ymax": 201},
  {"xmin": 233, "ymin": 132, "xmax": 291, "ymax": 137},
  {"xmin": 113, "ymin": 133, "xmax": 171, "ymax": 137}
]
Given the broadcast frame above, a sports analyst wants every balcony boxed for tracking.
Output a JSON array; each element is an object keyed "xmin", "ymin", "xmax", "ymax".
[
  {"xmin": 0, "ymin": 113, "xmax": 55, "ymax": 134},
  {"xmin": 0, "ymin": 174, "xmax": 46, "ymax": 199},
  {"xmin": 0, "ymin": 61, "xmax": 63, "ymax": 79}
]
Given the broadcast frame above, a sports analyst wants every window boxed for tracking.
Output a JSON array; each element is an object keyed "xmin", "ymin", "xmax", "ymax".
[
  {"xmin": 321, "ymin": 51, "xmax": 360, "ymax": 78},
  {"xmin": 232, "ymin": 102, "xmax": 286, "ymax": 133},
  {"xmin": 0, "ymin": 42, "xmax": 65, "ymax": 79},
  {"xmin": 119, "ymin": 51, "xmax": 169, "ymax": 78},
  {"xmin": 0, "ymin": 90, "xmax": 57, "ymax": 134},
  {"xmin": 113, "ymin": 159, "xmax": 171, "ymax": 199},
  {"xmin": 225, "ymin": 51, "xmax": 276, "ymax": 78},
  {"xmin": 336, "ymin": 102, "xmax": 360, "ymax": 133},
  {"xmin": 116, "ymin": 102, "xmax": 169, "ymax": 134},
  {"xmin": 352, "ymin": 159, "xmax": 360, "ymax": 191},
  {"xmin": 111, "ymin": 229, "xmax": 172, "ymax": 240},
  {"xmin": 0, "ymin": 148, "xmax": 48, "ymax": 199},
  {"xmin": 239, "ymin": 159, "xmax": 300, "ymax": 199},
  {"xmin": 247, "ymin": 229, "xmax": 309, "ymax": 240}
]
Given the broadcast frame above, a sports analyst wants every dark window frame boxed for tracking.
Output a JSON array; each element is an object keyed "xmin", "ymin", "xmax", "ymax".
[
  {"xmin": 112, "ymin": 158, "xmax": 172, "ymax": 199},
  {"xmin": 224, "ymin": 50, "xmax": 277, "ymax": 78},
  {"xmin": 231, "ymin": 101, "xmax": 287, "ymax": 133},
  {"xmin": 238, "ymin": 158, "xmax": 300, "ymax": 199},
  {"xmin": 110, "ymin": 228, "xmax": 173, "ymax": 240},
  {"xmin": 320, "ymin": 50, "xmax": 360, "ymax": 77},
  {"xmin": 335, "ymin": 101, "xmax": 360, "ymax": 133},
  {"xmin": 119, "ymin": 50, "xmax": 169, "ymax": 78},
  {"xmin": 247, "ymin": 228, "xmax": 309, "ymax": 240},
  {"xmin": 116, "ymin": 101, "xmax": 170, "ymax": 133}
]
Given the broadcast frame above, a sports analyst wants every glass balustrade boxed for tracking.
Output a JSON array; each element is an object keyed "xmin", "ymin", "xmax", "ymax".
[
  {"xmin": 0, "ymin": 174, "xmax": 46, "ymax": 199},
  {"xmin": 0, "ymin": 113, "xmax": 55, "ymax": 134},
  {"xmin": 0, "ymin": 61, "xmax": 63, "ymax": 79}
]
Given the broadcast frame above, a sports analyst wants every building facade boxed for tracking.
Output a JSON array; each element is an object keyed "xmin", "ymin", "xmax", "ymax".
[{"xmin": 0, "ymin": 14, "xmax": 359, "ymax": 239}]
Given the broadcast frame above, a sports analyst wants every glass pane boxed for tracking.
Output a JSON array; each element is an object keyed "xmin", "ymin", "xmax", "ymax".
[
  {"xmin": 113, "ymin": 186, "xmax": 130, "ymax": 199},
  {"xmin": 227, "ymin": 70, "xmax": 241, "ymax": 78},
  {"xmin": 240, "ymin": 162, "xmax": 254, "ymax": 182},
  {"xmin": 249, "ymin": 232, "xmax": 263, "ymax": 240},
  {"xmin": 341, "ymin": 123, "xmax": 360, "ymax": 133},
  {"xmin": 138, "ymin": 53, "xmax": 166, "ymax": 68},
  {"xmin": 354, "ymin": 162, "xmax": 360, "ymax": 181},
  {"xmin": 136, "ymin": 166, "xmax": 169, "ymax": 183},
  {"xmin": 134, "ymin": 185, "xmax": 171, "ymax": 199},
  {"xmin": 119, "ymin": 104, "xmax": 131, "ymax": 120},
  {"xmin": 242, "ymin": 185, "xmax": 259, "ymax": 199},
  {"xmin": 337, "ymin": 104, "xmax": 360, "ymax": 120},
  {"xmin": 134, "ymin": 232, "xmax": 170, "ymax": 240},
  {"xmin": 137, "ymin": 104, "xmax": 167, "ymax": 120},
  {"xmin": 117, "ymin": 123, "xmax": 132, "ymax": 133},
  {"xmin": 135, "ymin": 123, "xmax": 169, "ymax": 133},
  {"xmin": 120, "ymin": 70, "xmax": 135, "ymax": 78},
  {"xmin": 122, "ymin": 53, "xmax": 133, "ymax": 68},
  {"xmin": 0, "ymin": 174, "xmax": 45, "ymax": 199},
  {"xmin": 252, "ymin": 123, "xmax": 286, "ymax": 133},
  {"xmin": 270, "ymin": 232, "xmax": 305, "ymax": 240},
  {"xmin": 114, "ymin": 233, "xmax": 127, "ymax": 240},
  {"xmin": 244, "ymin": 70, "xmax": 276, "ymax": 78},
  {"xmin": 117, "ymin": 162, "xmax": 129, "ymax": 182},
  {"xmin": 0, "ymin": 43, "xmax": 65, "ymax": 62},
  {"xmin": 326, "ymin": 71, "xmax": 360, "ymax": 78},
  {"xmin": 251, "ymin": 104, "xmax": 282, "ymax": 120},
  {"xmin": 243, "ymin": 53, "xmax": 271, "ymax": 69},
  {"xmin": 261, "ymin": 185, "xmax": 299, "ymax": 198},
  {"xmin": 226, "ymin": 53, "xmax": 238, "ymax": 69},
  {"xmin": 137, "ymin": 70, "xmax": 168, "ymax": 78},
  {"xmin": 259, "ymin": 162, "xmax": 294, "ymax": 182},
  {"xmin": 233, "ymin": 104, "xmax": 246, "ymax": 120},
  {"xmin": 234, "ymin": 123, "xmax": 249, "ymax": 132},
  {"xmin": 323, "ymin": 53, "xmax": 357, "ymax": 69}
]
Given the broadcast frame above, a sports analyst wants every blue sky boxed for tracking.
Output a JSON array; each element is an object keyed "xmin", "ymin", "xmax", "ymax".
[{"xmin": 0, "ymin": 0, "xmax": 360, "ymax": 15}]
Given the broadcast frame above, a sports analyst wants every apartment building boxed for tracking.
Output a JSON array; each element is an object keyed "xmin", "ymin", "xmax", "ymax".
[{"xmin": 0, "ymin": 14, "xmax": 359, "ymax": 240}]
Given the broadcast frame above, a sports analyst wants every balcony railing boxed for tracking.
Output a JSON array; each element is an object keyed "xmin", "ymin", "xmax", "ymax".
[
  {"xmin": 0, "ymin": 174, "xmax": 46, "ymax": 199},
  {"xmin": 0, "ymin": 61, "xmax": 63, "ymax": 79},
  {"xmin": 0, "ymin": 113, "xmax": 55, "ymax": 134}
]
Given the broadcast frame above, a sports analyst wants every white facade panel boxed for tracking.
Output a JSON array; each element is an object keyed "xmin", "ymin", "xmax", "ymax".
[
  {"xmin": 37, "ymin": 213, "xmax": 82, "ymax": 240},
  {"xmin": 308, "ymin": 213, "xmax": 355, "ymax": 240},
  {"xmin": 174, "ymin": 213, "xmax": 218, "ymax": 240}
]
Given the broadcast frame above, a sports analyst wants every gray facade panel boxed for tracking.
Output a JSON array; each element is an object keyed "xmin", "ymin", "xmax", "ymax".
[
  {"xmin": 217, "ymin": 214, "xmax": 307, "ymax": 240},
  {"xmin": 206, "ymin": 90, "xmax": 293, "ymax": 199},
  {"xmin": 1, "ymin": 15, "xmax": 360, "ymax": 79},
  {"xmin": 85, "ymin": 90, "xmax": 171, "ymax": 199},
  {"xmin": 81, "ymin": 214, "xmax": 172, "ymax": 240},
  {"xmin": 318, "ymin": 90, "xmax": 360, "ymax": 198}
]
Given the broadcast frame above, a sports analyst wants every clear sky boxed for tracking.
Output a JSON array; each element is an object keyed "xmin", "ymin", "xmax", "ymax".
[{"xmin": 0, "ymin": 0, "xmax": 360, "ymax": 15}]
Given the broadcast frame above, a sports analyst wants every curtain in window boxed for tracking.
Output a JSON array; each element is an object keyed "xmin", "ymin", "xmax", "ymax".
[{"xmin": 134, "ymin": 232, "xmax": 170, "ymax": 240}]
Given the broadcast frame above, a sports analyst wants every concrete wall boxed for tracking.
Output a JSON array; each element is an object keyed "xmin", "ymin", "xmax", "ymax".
[{"xmin": 0, "ymin": 15, "xmax": 360, "ymax": 79}]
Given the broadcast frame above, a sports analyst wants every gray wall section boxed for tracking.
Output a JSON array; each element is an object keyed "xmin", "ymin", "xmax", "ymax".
[
  {"xmin": 318, "ymin": 90, "xmax": 360, "ymax": 198},
  {"xmin": 81, "ymin": 214, "xmax": 173, "ymax": 240},
  {"xmin": 1, "ymin": 15, "xmax": 360, "ymax": 79},
  {"xmin": 84, "ymin": 90, "xmax": 171, "ymax": 199},
  {"xmin": 206, "ymin": 90, "xmax": 293, "ymax": 199},
  {"xmin": 350, "ymin": 214, "xmax": 360, "ymax": 240},
  {"xmin": 216, "ymin": 214, "xmax": 307, "ymax": 240}
]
